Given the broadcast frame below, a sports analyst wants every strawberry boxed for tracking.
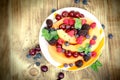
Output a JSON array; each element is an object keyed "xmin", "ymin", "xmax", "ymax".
[
  {"xmin": 76, "ymin": 36, "xmax": 84, "ymax": 44},
  {"xmin": 57, "ymin": 47, "xmax": 62, "ymax": 52},
  {"xmin": 90, "ymin": 39, "xmax": 96, "ymax": 45},
  {"xmin": 82, "ymin": 19, "xmax": 87, "ymax": 25},
  {"xmin": 90, "ymin": 22, "xmax": 96, "ymax": 29},
  {"xmin": 57, "ymin": 38, "xmax": 64, "ymax": 44},
  {"xmin": 67, "ymin": 30, "xmax": 75, "ymax": 37},
  {"xmin": 91, "ymin": 51, "xmax": 97, "ymax": 57},
  {"xmin": 63, "ymin": 19, "xmax": 69, "ymax": 25},
  {"xmin": 69, "ymin": 18, "xmax": 75, "ymax": 26}
]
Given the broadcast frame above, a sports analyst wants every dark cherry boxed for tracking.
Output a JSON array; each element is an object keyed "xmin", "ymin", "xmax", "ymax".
[
  {"xmin": 55, "ymin": 14, "xmax": 62, "ymax": 20},
  {"xmin": 75, "ymin": 60, "xmax": 83, "ymax": 67},
  {"xmin": 56, "ymin": 43, "xmax": 62, "ymax": 48},
  {"xmin": 41, "ymin": 65, "xmax": 48, "ymax": 72},
  {"xmin": 59, "ymin": 24, "xmax": 66, "ymax": 30},
  {"xmin": 65, "ymin": 50, "xmax": 72, "ymax": 58},
  {"xmin": 83, "ymin": 54, "xmax": 91, "ymax": 62},
  {"xmin": 72, "ymin": 52, "xmax": 79, "ymax": 58},
  {"xmin": 58, "ymin": 72, "xmax": 64, "ymax": 79},
  {"xmin": 62, "ymin": 11, "xmax": 69, "ymax": 17},
  {"xmin": 74, "ymin": 29, "xmax": 77, "ymax": 35},
  {"xmin": 35, "ymin": 44, "xmax": 41, "ymax": 52},
  {"xmin": 80, "ymin": 14, "xmax": 84, "ymax": 18},
  {"xmin": 75, "ymin": 12, "xmax": 81, "ymax": 18},
  {"xmin": 69, "ymin": 11, "xmax": 75, "ymax": 17},
  {"xmin": 29, "ymin": 49, "xmax": 36, "ymax": 56},
  {"xmin": 81, "ymin": 24, "xmax": 90, "ymax": 30},
  {"xmin": 48, "ymin": 39, "xmax": 57, "ymax": 45},
  {"xmin": 78, "ymin": 52, "xmax": 85, "ymax": 56},
  {"xmin": 77, "ymin": 30, "xmax": 88, "ymax": 37},
  {"xmin": 46, "ymin": 19, "xmax": 53, "ymax": 28},
  {"xmin": 66, "ymin": 29, "xmax": 71, "ymax": 33}
]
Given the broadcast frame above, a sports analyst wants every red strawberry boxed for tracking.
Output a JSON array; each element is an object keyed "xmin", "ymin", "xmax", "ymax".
[
  {"xmin": 90, "ymin": 22, "xmax": 96, "ymax": 29},
  {"xmin": 67, "ymin": 30, "xmax": 74, "ymax": 37},
  {"xmin": 57, "ymin": 38, "xmax": 64, "ymax": 44},
  {"xmin": 91, "ymin": 51, "xmax": 97, "ymax": 57},
  {"xmin": 63, "ymin": 19, "xmax": 69, "ymax": 25},
  {"xmin": 90, "ymin": 39, "xmax": 96, "ymax": 45},
  {"xmin": 82, "ymin": 19, "xmax": 87, "ymax": 25},
  {"xmin": 76, "ymin": 36, "xmax": 84, "ymax": 44},
  {"xmin": 69, "ymin": 18, "xmax": 75, "ymax": 26},
  {"xmin": 57, "ymin": 48, "xmax": 62, "ymax": 52}
]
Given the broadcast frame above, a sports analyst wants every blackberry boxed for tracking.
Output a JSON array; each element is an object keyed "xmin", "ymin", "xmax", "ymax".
[
  {"xmin": 83, "ymin": 54, "xmax": 91, "ymax": 62},
  {"xmin": 46, "ymin": 19, "xmax": 53, "ymax": 28},
  {"xmin": 75, "ymin": 60, "xmax": 83, "ymax": 67},
  {"xmin": 48, "ymin": 38, "xmax": 57, "ymax": 45},
  {"xmin": 77, "ymin": 30, "xmax": 88, "ymax": 37},
  {"xmin": 81, "ymin": 24, "xmax": 90, "ymax": 30}
]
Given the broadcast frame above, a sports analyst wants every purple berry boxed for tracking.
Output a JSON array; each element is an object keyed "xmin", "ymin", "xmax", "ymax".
[
  {"xmin": 58, "ymin": 72, "xmax": 64, "ymax": 79},
  {"xmin": 92, "ymin": 35, "xmax": 97, "ymax": 40},
  {"xmin": 63, "ymin": 63, "xmax": 68, "ymax": 68},
  {"xmin": 101, "ymin": 24, "xmax": 105, "ymax": 29},
  {"xmin": 108, "ymin": 33, "xmax": 113, "ymax": 39},
  {"xmin": 41, "ymin": 65, "xmax": 48, "ymax": 72}
]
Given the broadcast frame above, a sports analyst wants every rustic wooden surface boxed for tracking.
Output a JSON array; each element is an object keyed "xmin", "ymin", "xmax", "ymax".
[{"xmin": 0, "ymin": 0, "xmax": 120, "ymax": 80}]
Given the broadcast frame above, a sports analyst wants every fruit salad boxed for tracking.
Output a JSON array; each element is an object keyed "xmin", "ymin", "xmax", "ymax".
[{"xmin": 41, "ymin": 9, "xmax": 104, "ymax": 71}]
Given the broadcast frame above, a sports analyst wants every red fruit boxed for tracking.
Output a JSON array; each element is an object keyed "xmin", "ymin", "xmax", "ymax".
[
  {"xmin": 72, "ymin": 52, "xmax": 79, "ymax": 58},
  {"xmin": 76, "ymin": 36, "xmax": 84, "ymax": 44},
  {"xmin": 56, "ymin": 43, "xmax": 62, "ymax": 48},
  {"xmin": 67, "ymin": 30, "xmax": 74, "ymax": 37},
  {"xmin": 91, "ymin": 51, "xmax": 97, "ymax": 57},
  {"xmin": 62, "ymin": 11, "xmax": 69, "ymax": 17},
  {"xmin": 90, "ymin": 39, "xmax": 96, "ymax": 45},
  {"xmin": 55, "ymin": 14, "xmax": 62, "ymax": 20},
  {"xmin": 63, "ymin": 19, "xmax": 69, "ymax": 25},
  {"xmin": 75, "ymin": 12, "xmax": 81, "ymax": 18},
  {"xmin": 57, "ymin": 38, "xmax": 64, "ymax": 44},
  {"xmin": 80, "ymin": 14, "xmax": 84, "ymax": 18},
  {"xmin": 59, "ymin": 24, "xmax": 66, "ymax": 30},
  {"xmin": 69, "ymin": 11, "xmax": 75, "ymax": 17},
  {"xmin": 69, "ymin": 18, "xmax": 75, "ymax": 26},
  {"xmin": 90, "ymin": 22, "xmax": 96, "ymax": 29},
  {"xmin": 65, "ymin": 51, "xmax": 72, "ymax": 58},
  {"xmin": 82, "ymin": 19, "xmax": 87, "ymax": 25},
  {"xmin": 29, "ymin": 49, "xmax": 36, "ymax": 56},
  {"xmin": 57, "ymin": 48, "xmax": 62, "ymax": 52}
]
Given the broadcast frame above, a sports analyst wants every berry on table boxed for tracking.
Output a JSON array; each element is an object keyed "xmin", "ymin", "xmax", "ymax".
[
  {"xmin": 74, "ymin": 0, "xmax": 80, "ymax": 4},
  {"xmin": 91, "ymin": 51, "xmax": 97, "ymax": 57},
  {"xmin": 41, "ymin": 65, "xmax": 48, "ymax": 72},
  {"xmin": 58, "ymin": 72, "xmax": 64, "ymax": 79},
  {"xmin": 101, "ymin": 24, "xmax": 105, "ymax": 29},
  {"xmin": 35, "ymin": 62, "xmax": 40, "ymax": 66},
  {"xmin": 51, "ymin": 8, "xmax": 56, "ymax": 13},
  {"xmin": 108, "ymin": 33, "xmax": 113, "ymax": 39},
  {"xmin": 35, "ymin": 53, "xmax": 42, "ymax": 58}
]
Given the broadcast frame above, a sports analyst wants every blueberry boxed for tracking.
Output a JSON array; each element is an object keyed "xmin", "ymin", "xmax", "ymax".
[
  {"xmin": 108, "ymin": 33, "xmax": 113, "ymax": 39},
  {"xmin": 92, "ymin": 35, "xmax": 97, "ymax": 40},
  {"xmin": 83, "ymin": 54, "xmax": 91, "ymax": 62},
  {"xmin": 86, "ymin": 34, "xmax": 90, "ymax": 39},
  {"xmin": 64, "ymin": 41, "xmax": 69, "ymax": 46},
  {"xmin": 58, "ymin": 72, "xmax": 64, "ymax": 79},
  {"xmin": 35, "ymin": 62, "xmax": 40, "ymax": 66},
  {"xmin": 36, "ymin": 53, "xmax": 42, "ymax": 58},
  {"xmin": 33, "ymin": 56, "xmax": 37, "ymax": 60},
  {"xmin": 63, "ymin": 63, "xmax": 68, "ymax": 68},
  {"xmin": 51, "ymin": 8, "xmax": 56, "ymax": 13},
  {"xmin": 82, "ymin": 0, "xmax": 88, "ymax": 5},
  {"xmin": 101, "ymin": 24, "xmax": 105, "ymax": 29},
  {"xmin": 75, "ymin": 60, "xmax": 83, "ymax": 67},
  {"xmin": 74, "ymin": 0, "xmax": 80, "ymax": 3},
  {"xmin": 26, "ymin": 54, "xmax": 31, "ymax": 58},
  {"xmin": 69, "ymin": 63, "xmax": 74, "ymax": 67}
]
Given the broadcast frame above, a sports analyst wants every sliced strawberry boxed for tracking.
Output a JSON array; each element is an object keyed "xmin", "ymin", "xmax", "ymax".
[
  {"xmin": 57, "ymin": 38, "xmax": 64, "ymax": 44},
  {"xmin": 63, "ymin": 19, "xmax": 69, "ymax": 25},
  {"xmin": 57, "ymin": 47, "xmax": 62, "ymax": 52},
  {"xmin": 67, "ymin": 30, "xmax": 75, "ymax": 37},
  {"xmin": 69, "ymin": 18, "xmax": 75, "ymax": 26},
  {"xmin": 90, "ymin": 22, "xmax": 96, "ymax": 29},
  {"xmin": 76, "ymin": 36, "xmax": 84, "ymax": 44},
  {"xmin": 91, "ymin": 51, "xmax": 97, "ymax": 57},
  {"xmin": 90, "ymin": 39, "xmax": 96, "ymax": 45},
  {"xmin": 82, "ymin": 19, "xmax": 87, "ymax": 25}
]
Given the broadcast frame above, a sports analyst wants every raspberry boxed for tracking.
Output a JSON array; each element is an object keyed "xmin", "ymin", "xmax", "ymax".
[
  {"xmin": 63, "ymin": 19, "xmax": 69, "ymax": 25},
  {"xmin": 82, "ymin": 19, "xmax": 87, "ymax": 25},
  {"xmin": 91, "ymin": 51, "xmax": 97, "ymax": 57},
  {"xmin": 90, "ymin": 22, "xmax": 96, "ymax": 29},
  {"xmin": 69, "ymin": 18, "xmax": 75, "ymax": 26},
  {"xmin": 90, "ymin": 39, "xmax": 96, "ymax": 45},
  {"xmin": 57, "ymin": 48, "xmax": 62, "ymax": 52},
  {"xmin": 76, "ymin": 36, "xmax": 84, "ymax": 44},
  {"xmin": 67, "ymin": 30, "xmax": 75, "ymax": 37},
  {"xmin": 57, "ymin": 38, "xmax": 64, "ymax": 44}
]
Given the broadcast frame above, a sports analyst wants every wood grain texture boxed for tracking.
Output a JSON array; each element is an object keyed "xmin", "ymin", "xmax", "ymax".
[{"xmin": 0, "ymin": 0, "xmax": 120, "ymax": 80}]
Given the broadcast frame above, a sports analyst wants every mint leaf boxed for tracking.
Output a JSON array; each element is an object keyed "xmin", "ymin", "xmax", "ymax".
[
  {"xmin": 85, "ymin": 43, "xmax": 90, "ymax": 48},
  {"xmin": 54, "ymin": 35, "xmax": 59, "ymax": 40},
  {"xmin": 78, "ymin": 47, "xmax": 84, "ymax": 52},
  {"xmin": 95, "ymin": 60, "xmax": 102, "ymax": 67},
  {"xmin": 75, "ymin": 18, "xmax": 82, "ymax": 29}
]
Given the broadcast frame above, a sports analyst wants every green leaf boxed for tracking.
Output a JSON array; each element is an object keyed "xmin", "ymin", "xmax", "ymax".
[
  {"xmin": 75, "ymin": 18, "xmax": 82, "ymax": 29},
  {"xmin": 95, "ymin": 60, "xmax": 102, "ymax": 67},
  {"xmin": 54, "ymin": 35, "xmax": 59, "ymax": 40},
  {"xmin": 78, "ymin": 47, "xmax": 85, "ymax": 52},
  {"xmin": 85, "ymin": 43, "xmax": 90, "ymax": 48},
  {"xmin": 50, "ymin": 31, "xmax": 57, "ymax": 37}
]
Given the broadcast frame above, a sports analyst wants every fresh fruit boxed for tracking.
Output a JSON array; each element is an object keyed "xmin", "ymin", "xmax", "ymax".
[
  {"xmin": 69, "ymin": 11, "xmax": 75, "ymax": 17},
  {"xmin": 81, "ymin": 19, "xmax": 87, "ymax": 24},
  {"xmin": 69, "ymin": 63, "xmax": 74, "ymax": 67},
  {"xmin": 35, "ymin": 62, "xmax": 40, "ymax": 66},
  {"xmin": 63, "ymin": 63, "xmax": 68, "ymax": 67},
  {"xmin": 76, "ymin": 36, "xmax": 84, "ymax": 44},
  {"xmin": 81, "ymin": 24, "xmax": 90, "ymax": 30},
  {"xmin": 69, "ymin": 18, "xmax": 75, "ymax": 26},
  {"xmin": 101, "ymin": 24, "xmax": 105, "ymax": 29},
  {"xmin": 90, "ymin": 22, "xmax": 96, "ymax": 29},
  {"xmin": 67, "ymin": 30, "xmax": 75, "ymax": 37},
  {"xmin": 77, "ymin": 30, "xmax": 88, "ymax": 36},
  {"xmin": 35, "ymin": 53, "xmax": 42, "ymax": 59},
  {"xmin": 74, "ymin": 0, "xmax": 80, "ymax": 3},
  {"xmin": 46, "ymin": 19, "xmax": 53, "ymax": 28},
  {"xmin": 59, "ymin": 24, "xmax": 66, "ymax": 30},
  {"xmin": 62, "ymin": 11, "xmax": 69, "ymax": 17},
  {"xmin": 48, "ymin": 38, "xmax": 57, "ymax": 45},
  {"xmin": 91, "ymin": 51, "xmax": 97, "ymax": 57},
  {"xmin": 65, "ymin": 50, "xmax": 72, "ymax": 57},
  {"xmin": 58, "ymin": 72, "xmax": 64, "ymax": 79},
  {"xmin": 57, "ymin": 38, "xmax": 64, "ymax": 45},
  {"xmin": 63, "ymin": 18, "xmax": 69, "ymax": 25},
  {"xmin": 74, "ymin": 12, "xmax": 81, "ymax": 18},
  {"xmin": 55, "ymin": 14, "xmax": 62, "ymax": 20},
  {"xmin": 57, "ymin": 47, "xmax": 62, "ymax": 52},
  {"xmin": 64, "ymin": 41, "xmax": 70, "ymax": 46},
  {"xmin": 26, "ymin": 54, "xmax": 31, "ymax": 58},
  {"xmin": 108, "ymin": 33, "xmax": 113, "ymax": 39},
  {"xmin": 56, "ymin": 43, "xmax": 62, "ymax": 48},
  {"xmin": 90, "ymin": 39, "xmax": 96, "ymax": 45},
  {"xmin": 72, "ymin": 52, "xmax": 79, "ymax": 58},
  {"xmin": 29, "ymin": 49, "xmax": 36, "ymax": 56},
  {"xmin": 41, "ymin": 65, "xmax": 48, "ymax": 72},
  {"xmin": 82, "ymin": 0, "xmax": 88, "ymax": 5},
  {"xmin": 92, "ymin": 35, "xmax": 97, "ymax": 40},
  {"xmin": 80, "ymin": 14, "xmax": 84, "ymax": 18},
  {"xmin": 78, "ymin": 52, "xmax": 85, "ymax": 56},
  {"xmin": 75, "ymin": 60, "xmax": 83, "ymax": 67},
  {"xmin": 83, "ymin": 55, "xmax": 91, "ymax": 62}
]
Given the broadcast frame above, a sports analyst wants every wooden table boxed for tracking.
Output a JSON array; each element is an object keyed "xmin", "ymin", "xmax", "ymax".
[{"xmin": 0, "ymin": 0, "xmax": 120, "ymax": 80}]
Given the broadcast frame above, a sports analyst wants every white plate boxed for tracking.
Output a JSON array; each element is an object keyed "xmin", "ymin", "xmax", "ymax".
[{"xmin": 39, "ymin": 7, "xmax": 104, "ymax": 71}]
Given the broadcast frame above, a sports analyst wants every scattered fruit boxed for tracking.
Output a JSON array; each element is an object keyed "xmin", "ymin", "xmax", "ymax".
[
  {"xmin": 101, "ymin": 24, "xmax": 105, "ymax": 29},
  {"xmin": 57, "ymin": 38, "xmax": 64, "ymax": 44},
  {"xmin": 90, "ymin": 22, "xmax": 96, "ymax": 29},
  {"xmin": 69, "ymin": 11, "xmax": 75, "ymax": 17},
  {"xmin": 51, "ymin": 8, "xmax": 56, "ymax": 13},
  {"xmin": 41, "ymin": 65, "xmax": 48, "ymax": 72},
  {"xmin": 29, "ymin": 49, "xmax": 36, "ymax": 56},
  {"xmin": 46, "ymin": 19, "xmax": 53, "ymax": 28},
  {"xmin": 67, "ymin": 30, "xmax": 75, "ymax": 37},
  {"xmin": 91, "ymin": 51, "xmax": 97, "ymax": 57},
  {"xmin": 35, "ymin": 62, "xmax": 40, "ymax": 66},
  {"xmin": 57, "ymin": 47, "xmax": 62, "ymax": 52},
  {"xmin": 26, "ymin": 54, "xmax": 31, "ymax": 58},
  {"xmin": 58, "ymin": 72, "xmax": 64, "ymax": 79},
  {"xmin": 75, "ymin": 60, "xmax": 83, "ymax": 67},
  {"xmin": 82, "ymin": 19, "xmax": 87, "ymax": 24},
  {"xmin": 55, "ymin": 14, "xmax": 62, "ymax": 20},
  {"xmin": 108, "ymin": 33, "xmax": 113, "ymax": 39}
]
